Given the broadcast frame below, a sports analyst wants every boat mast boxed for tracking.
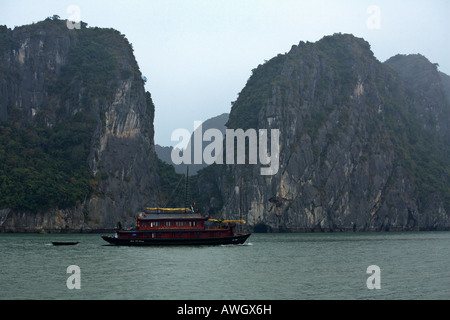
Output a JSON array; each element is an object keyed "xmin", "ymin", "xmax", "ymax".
[
  {"xmin": 184, "ymin": 166, "xmax": 189, "ymax": 213},
  {"xmin": 238, "ymin": 172, "xmax": 242, "ymax": 233}
]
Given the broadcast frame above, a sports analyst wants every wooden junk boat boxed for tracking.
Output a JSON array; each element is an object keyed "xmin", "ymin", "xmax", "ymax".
[
  {"xmin": 102, "ymin": 167, "xmax": 251, "ymax": 246},
  {"xmin": 101, "ymin": 207, "xmax": 251, "ymax": 246}
]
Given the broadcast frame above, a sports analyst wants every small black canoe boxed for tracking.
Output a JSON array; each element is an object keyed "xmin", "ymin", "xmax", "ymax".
[{"xmin": 52, "ymin": 241, "xmax": 80, "ymax": 246}]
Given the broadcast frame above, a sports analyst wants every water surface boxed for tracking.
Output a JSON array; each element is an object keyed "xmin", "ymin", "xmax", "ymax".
[{"xmin": 1, "ymin": 232, "xmax": 449, "ymax": 299}]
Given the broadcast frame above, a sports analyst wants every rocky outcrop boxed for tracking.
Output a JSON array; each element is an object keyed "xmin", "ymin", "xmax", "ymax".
[
  {"xmin": 194, "ymin": 34, "xmax": 450, "ymax": 232},
  {"xmin": 0, "ymin": 18, "xmax": 161, "ymax": 232},
  {"xmin": 0, "ymin": 207, "xmax": 86, "ymax": 233},
  {"xmin": 2, "ymin": 23, "xmax": 449, "ymax": 233}
]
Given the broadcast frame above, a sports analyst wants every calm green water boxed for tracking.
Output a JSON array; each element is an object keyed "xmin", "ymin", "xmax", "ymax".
[{"xmin": 0, "ymin": 232, "xmax": 449, "ymax": 300}]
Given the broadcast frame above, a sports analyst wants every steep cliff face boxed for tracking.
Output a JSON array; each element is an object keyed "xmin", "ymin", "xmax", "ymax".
[
  {"xmin": 2, "ymin": 23, "xmax": 449, "ymax": 233},
  {"xmin": 0, "ymin": 18, "xmax": 161, "ymax": 232},
  {"xmin": 195, "ymin": 34, "xmax": 450, "ymax": 232}
]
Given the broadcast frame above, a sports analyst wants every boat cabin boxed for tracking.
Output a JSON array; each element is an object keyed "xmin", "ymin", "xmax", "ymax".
[{"xmin": 136, "ymin": 208, "xmax": 207, "ymax": 231}]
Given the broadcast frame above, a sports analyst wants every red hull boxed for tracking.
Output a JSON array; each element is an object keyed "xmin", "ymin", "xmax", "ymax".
[
  {"xmin": 102, "ymin": 233, "xmax": 251, "ymax": 246},
  {"xmin": 101, "ymin": 208, "xmax": 251, "ymax": 246}
]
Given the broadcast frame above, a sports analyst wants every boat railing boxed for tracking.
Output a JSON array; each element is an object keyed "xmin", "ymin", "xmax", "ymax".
[
  {"xmin": 145, "ymin": 208, "xmax": 193, "ymax": 214},
  {"xmin": 205, "ymin": 226, "xmax": 232, "ymax": 230}
]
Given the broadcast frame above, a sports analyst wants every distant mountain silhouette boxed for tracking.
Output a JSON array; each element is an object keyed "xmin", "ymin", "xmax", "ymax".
[{"xmin": 155, "ymin": 113, "xmax": 229, "ymax": 175}]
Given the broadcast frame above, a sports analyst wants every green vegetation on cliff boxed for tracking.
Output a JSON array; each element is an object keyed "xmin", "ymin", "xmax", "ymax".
[
  {"xmin": 212, "ymin": 33, "xmax": 450, "ymax": 229},
  {"xmin": 227, "ymin": 53, "xmax": 286, "ymax": 130},
  {"xmin": 383, "ymin": 55, "xmax": 450, "ymax": 211},
  {"xmin": 0, "ymin": 112, "xmax": 94, "ymax": 212},
  {"xmin": 0, "ymin": 19, "xmax": 130, "ymax": 213},
  {"xmin": 49, "ymin": 30, "xmax": 116, "ymax": 106}
]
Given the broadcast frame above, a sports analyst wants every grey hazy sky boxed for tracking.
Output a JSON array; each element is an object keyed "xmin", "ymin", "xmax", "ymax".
[{"xmin": 1, "ymin": 0, "xmax": 449, "ymax": 147}]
